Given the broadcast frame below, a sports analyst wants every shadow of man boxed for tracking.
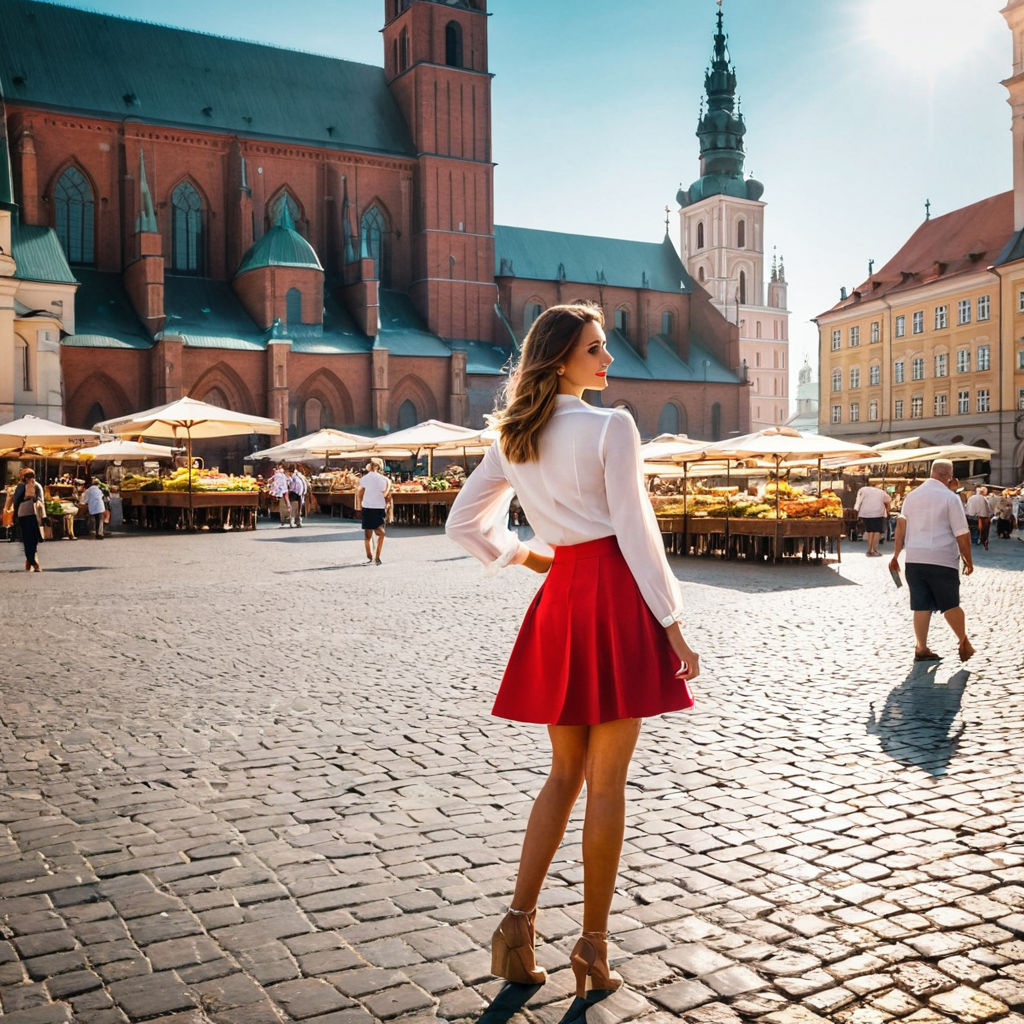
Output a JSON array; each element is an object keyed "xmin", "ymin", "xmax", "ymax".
[{"xmin": 866, "ymin": 664, "xmax": 969, "ymax": 775}]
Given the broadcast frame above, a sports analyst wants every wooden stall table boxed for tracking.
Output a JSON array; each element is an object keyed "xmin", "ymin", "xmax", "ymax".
[
  {"xmin": 121, "ymin": 490, "xmax": 258, "ymax": 531},
  {"xmin": 388, "ymin": 489, "xmax": 460, "ymax": 527},
  {"xmin": 313, "ymin": 491, "xmax": 358, "ymax": 519},
  {"xmin": 658, "ymin": 515, "xmax": 843, "ymax": 563}
]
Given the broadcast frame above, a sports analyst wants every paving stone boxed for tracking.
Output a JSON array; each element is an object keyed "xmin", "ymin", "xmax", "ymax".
[
  {"xmin": 927, "ymin": 985, "xmax": 1008, "ymax": 1022},
  {"xmin": 649, "ymin": 979, "xmax": 717, "ymax": 1013},
  {"xmin": 360, "ymin": 982, "xmax": 434, "ymax": 1019},
  {"xmin": 661, "ymin": 942, "xmax": 733, "ymax": 976},
  {"xmin": 107, "ymin": 971, "xmax": 197, "ymax": 1018},
  {"xmin": 267, "ymin": 977, "xmax": 350, "ymax": 1018}
]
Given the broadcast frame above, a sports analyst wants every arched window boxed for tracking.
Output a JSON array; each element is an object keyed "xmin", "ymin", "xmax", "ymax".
[
  {"xmin": 661, "ymin": 311, "xmax": 674, "ymax": 337},
  {"xmin": 18, "ymin": 337, "xmax": 30, "ymax": 391},
  {"xmin": 711, "ymin": 402, "xmax": 722, "ymax": 441},
  {"xmin": 524, "ymin": 302, "xmax": 543, "ymax": 331},
  {"xmin": 755, "ymin": 321, "xmax": 762, "ymax": 339},
  {"xmin": 361, "ymin": 204, "xmax": 390, "ymax": 287},
  {"xmin": 698, "ymin": 266, "xmax": 705, "ymax": 283},
  {"xmin": 657, "ymin": 403, "xmax": 680, "ymax": 435},
  {"xmin": 54, "ymin": 166, "xmax": 95, "ymax": 264},
  {"xmin": 171, "ymin": 181, "xmax": 203, "ymax": 273},
  {"xmin": 614, "ymin": 307, "xmax": 629, "ymax": 337},
  {"xmin": 203, "ymin": 387, "xmax": 228, "ymax": 408},
  {"xmin": 399, "ymin": 28, "xmax": 410, "ymax": 71},
  {"xmin": 445, "ymin": 21, "xmax": 463, "ymax": 67},
  {"xmin": 737, "ymin": 219, "xmax": 746, "ymax": 248},
  {"xmin": 85, "ymin": 401, "xmax": 106, "ymax": 429},
  {"xmin": 303, "ymin": 397, "xmax": 323, "ymax": 433},
  {"xmin": 398, "ymin": 399, "xmax": 417, "ymax": 429},
  {"xmin": 738, "ymin": 271, "xmax": 747, "ymax": 304},
  {"xmin": 286, "ymin": 288, "xmax": 302, "ymax": 326},
  {"xmin": 696, "ymin": 222, "xmax": 705, "ymax": 249}
]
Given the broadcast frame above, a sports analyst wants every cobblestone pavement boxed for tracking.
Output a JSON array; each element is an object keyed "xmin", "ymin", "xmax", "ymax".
[{"xmin": 1, "ymin": 519, "xmax": 1023, "ymax": 1024}]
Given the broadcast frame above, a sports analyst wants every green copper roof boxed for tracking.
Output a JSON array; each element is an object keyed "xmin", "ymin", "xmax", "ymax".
[
  {"xmin": 11, "ymin": 219, "xmax": 76, "ymax": 284},
  {"xmin": 0, "ymin": 1, "xmax": 415, "ymax": 158},
  {"xmin": 162, "ymin": 275, "xmax": 264, "ymax": 347},
  {"xmin": 495, "ymin": 226, "xmax": 692, "ymax": 294},
  {"xmin": 69, "ymin": 270, "xmax": 153, "ymax": 349},
  {"xmin": 237, "ymin": 204, "xmax": 324, "ymax": 275},
  {"xmin": 378, "ymin": 291, "xmax": 451, "ymax": 357}
]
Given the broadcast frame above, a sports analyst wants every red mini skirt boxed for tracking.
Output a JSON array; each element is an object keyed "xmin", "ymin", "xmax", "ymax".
[{"xmin": 492, "ymin": 536, "xmax": 695, "ymax": 726}]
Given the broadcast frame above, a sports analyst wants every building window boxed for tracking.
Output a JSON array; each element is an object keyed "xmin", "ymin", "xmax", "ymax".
[
  {"xmin": 978, "ymin": 295, "xmax": 990, "ymax": 321},
  {"xmin": 445, "ymin": 20, "xmax": 463, "ymax": 66},
  {"xmin": 978, "ymin": 344, "xmax": 990, "ymax": 371},
  {"xmin": 614, "ymin": 307, "xmax": 629, "ymax": 338},
  {"xmin": 868, "ymin": 399, "xmax": 879, "ymax": 421},
  {"xmin": 18, "ymin": 338, "xmax": 30, "ymax": 391},
  {"xmin": 661, "ymin": 311, "xmax": 673, "ymax": 337},
  {"xmin": 755, "ymin": 321, "xmax": 762, "ymax": 339},
  {"xmin": 171, "ymin": 181, "xmax": 203, "ymax": 273},
  {"xmin": 54, "ymin": 165, "xmax": 95, "ymax": 264},
  {"xmin": 912, "ymin": 311, "xmax": 924, "ymax": 334},
  {"xmin": 850, "ymin": 402, "xmax": 860, "ymax": 422},
  {"xmin": 1018, "ymin": 289, "xmax": 1024, "ymax": 313},
  {"xmin": 957, "ymin": 299, "xmax": 971, "ymax": 325},
  {"xmin": 849, "ymin": 367, "xmax": 861, "ymax": 389},
  {"xmin": 696, "ymin": 222, "xmax": 705, "ymax": 249},
  {"xmin": 737, "ymin": 219, "xmax": 746, "ymax": 248},
  {"xmin": 657, "ymin": 403, "xmax": 680, "ymax": 435},
  {"xmin": 894, "ymin": 360, "xmax": 905, "ymax": 383},
  {"xmin": 361, "ymin": 204, "xmax": 390, "ymax": 287},
  {"xmin": 894, "ymin": 399, "xmax": 904, "ymax": 420},
  {"xmin": 831, "ymin": 368, "xmax": 842, "ymax": 392},
  {"xmin": 912, "ymin": 357, "xmax": 925, "ymax": 381},
  {"xmin": 957, "ymin": 390, "xmax": 969, "ymax": 414},
  {"xmin": 871, "ymin": 321, "xmax": 880, "ymax": 343},
  {"xmin": 934, "ymin": 352, "xmax": 948, "ymax": 377},
  {"xmin": 934, "ymin": 305, "xmax": 947, "ymax": 330},
  {"xmin": 525, "ymin": 302, "xmax": 543, "ymax": 330},
  {"xmin": 911, "ymin": 395, "xmax": 923, "ymax": 418},
  {"xmin": 711, "ymin": 402, "xmax": 722, "ymax": 441},
  {"xmin": 831, "ymin": 329, "xmax": 841, "ymax": 351},
  {"xmin": 957, "ymin": 349, "xmax": 970, "ymax": 373},
  {"xmin": 1018, "ymin": 387, "xmax": 1024, "ymax": 410},
  {"xmin": 397, "ymin": 399, "xmax": 418, "ymax": 429},
  {"xmin": 738, "ymin": 270, "xmax": 747, "ymax": 303},
  {"xmin": 1019, "ymin": 349, "xmax": 1024, "ymax": 370},
  {"xmin": 399, "ymin": 28, "xmax": 410, "ymax": 70},
  {"xmin": 755, "ymin": 352, "xmax": 761, "ymax": 367},
  {"xmin": 977, "ymin": 388, "xmax": 990, "ymax": 412},
  {"xmin": 869, "ymin": 364, "xmax": 880, "ymax": 386},
  {"xmin": 831, "ymin": 405, "xmax": 841, "ymax": 424},
  {"xmin": 934, "ymin": 393, "xmax": 948, "ymax": 416},
  {"xmin": 895, "ymin": 314, "xmax": 906, "ymax": 338},
  {"xmin": 285, "ymin": 287, "xmax": 302, "ymax": 325},
  {"xmin": 849, "ymin": 325, "xmax": 860, "ymax": 347}
]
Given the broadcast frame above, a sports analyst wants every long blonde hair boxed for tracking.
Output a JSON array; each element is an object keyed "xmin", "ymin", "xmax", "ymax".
[{"xmin": 494, "ymin": 302, "xmax": 604, "ymax": 463}]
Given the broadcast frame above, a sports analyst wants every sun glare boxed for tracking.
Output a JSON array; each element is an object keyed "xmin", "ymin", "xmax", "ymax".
[{"xmin": 860, "ymin": 0, "xmax": 993, "ymax": 80}]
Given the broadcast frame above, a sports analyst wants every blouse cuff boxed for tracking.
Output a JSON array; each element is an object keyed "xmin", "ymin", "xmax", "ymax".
[
  {"xmin": 659, "ymin": 609, "xmax": 685, "ymax": 628},
  {"xmin": 483, "ymin": 539, "xmax": 526, "ymax": 577}
]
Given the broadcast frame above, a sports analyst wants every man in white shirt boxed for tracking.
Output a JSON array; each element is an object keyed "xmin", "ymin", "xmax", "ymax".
[
  {"xmin": 267, "ymin": 465, "xmax": 290, "ymax": 527},
  {"xmin": 285, "ymin": 466, "xmax": 308, "ymax": 527},
  {"xmin": 853, "ymin": 481, "xmax": 891, "ymax": 557},
  {"xmin": 889, "ymin": 459, "xmax": 975, "ymax": 663},
  {"xmin": 358, "ymin": 458, "xmax": 391, "ymax": 564},
  {"xmin": 964, "ymin": 486, "xmax": 992, "ymax": 549}
]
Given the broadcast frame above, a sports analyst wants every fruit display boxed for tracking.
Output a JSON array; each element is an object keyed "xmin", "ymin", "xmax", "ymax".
[
  {"xmin": 120, "ymin": 468, "xmax": 258, "ymax": 492},
  {"xmin": 650, "ymin": 482, "xmax": 842, "ymax": 520}
]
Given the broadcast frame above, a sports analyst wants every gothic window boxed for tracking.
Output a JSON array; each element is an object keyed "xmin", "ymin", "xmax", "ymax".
[
  {"xmin": 696, "ymin": 222, "xmax": 704, "ymax": 249},
  {"xmin": 54, "ymin": 166, "xmax": 95, "ymax": 264},
  {"xmin": 360, "ymin": 204, "xmax": 391, "ymax": 287},
  {"xmin": 203, "ymin": 387, "xmax": 228, "ymax": 408},
  {"xmin": 738, "ymin": 271, "xmax": 746, "ymax": 304},
  {"xmin": 737, "ymin": 219, "xmax": 746, "ymax": 248},
  {"xmin": 614, "ymin": 307, "xmax": 629, "ymax": 338},
  {"xmin": 698, "ymin": 266, "xmax": 706, "ymax": 283},
  {"xmin": 657, "ymin": 403, "xmax": 679, "ymax": 435},
  {"xmin": 286, "ymin": 288, "xmax": 302, "ymax": 326},
  {"xmin": 445, "ymin": 21, "xmax": 463, "ymax": 67},
  {"xmin": 85, "ymin": 401, "xmax": 106, "ymax": 429},
  {"xmin": 524, "ymin": 302, "xmax": 543, "ymax": 331},
  {"xmin": 18, "ymin": 338, "xmax": 30, "ymax": 391},
  {"xmin": 303, "ymin": 397, "xmax": 324, "ymax": 433},
  {"xmin": 661, "ymin": 311, "xmax": 673, "ymax": 337},
  {"xmin": 398, "ymin": 399, "xmax": 418, "ymax": 429},
  {"xmin": 399, "ymin": 28, "xmax": 410, "ymax": 71},
  {"xmin": 171, "ymin": 181, "xmax": 204, "ymax": 273}
]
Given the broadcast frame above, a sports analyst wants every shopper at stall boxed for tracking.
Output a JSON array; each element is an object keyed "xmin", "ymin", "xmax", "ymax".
[
  {"xmin": 889, "ymin": 459, "xmax": 974, "ymax": 663},
  {"xmin": 965, "ymin": 486, "xmax": 992, "ymax": 549},
  {"xmin": 82, "ymin": 478, "xmax": 106, "ymax": 539},
  {"xmin": 5, "ymin": 469, "xmax": 44, "ymax": 571},
  {"xmin": 268, "ymin": 465, "xmax": 290, "ymax": 527},
  {"xmin": 854, "ymin": 480, "xmax": 891, "ymax": 556},
  {"xmin": 446, "ymin": 301, "xmax": 699, "ymax": 999},
  {"xmin": 358, "ymin": 457, "xmax": 391, "ymax": 564},
  {"xmin": 286, "ymin": 465, "xmax": 307, "ymax": 527}
]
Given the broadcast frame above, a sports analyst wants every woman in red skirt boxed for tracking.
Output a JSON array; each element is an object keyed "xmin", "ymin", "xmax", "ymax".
[{"xmin": 447, "ymin": 301, "xmax": 700, "ymax": 999}]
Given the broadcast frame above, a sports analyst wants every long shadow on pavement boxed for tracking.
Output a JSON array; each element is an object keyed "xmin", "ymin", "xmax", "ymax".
[{"xmin": 866, "ymin": 663, "xmax": 968, "ymax": 775}]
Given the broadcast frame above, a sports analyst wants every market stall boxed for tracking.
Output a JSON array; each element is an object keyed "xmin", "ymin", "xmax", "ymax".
[
  {"xmin": 119, "ymin": 467, "xmax": 260, "ymax": 531},
  {"xmin": 311, "ymin": 467, "xmax": 465, "ymax": 526}
]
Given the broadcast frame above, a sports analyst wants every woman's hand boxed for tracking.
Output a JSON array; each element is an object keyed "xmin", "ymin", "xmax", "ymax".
[{"xmin": 665, "ymin": 622, "xmax": 700, "ymax": 681}]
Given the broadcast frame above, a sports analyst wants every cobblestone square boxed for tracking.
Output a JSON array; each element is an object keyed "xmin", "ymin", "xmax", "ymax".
[{"xmin": 1, "ymin": 521, "xmax": 1022, "ymax": 1023}]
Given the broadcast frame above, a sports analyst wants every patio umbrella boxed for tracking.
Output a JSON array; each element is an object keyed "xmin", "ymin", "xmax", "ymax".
[
  {"xmin": 252, "ymin": 428, "xmax": 375, "ymax": 465},
  {"xmin": 0, "ymin": 414, "xmax": 101, "ymax": 453},
  {"xmin": 69, "ymin": 439, "xmax": 178, "ymax": 461},
  {"xmin": 368, "ymin": 419, "xmax": 490, "ymax": 474},
  {"xmin": 94, "ymin": 397, "xmax": 280, "ymax": 527}
]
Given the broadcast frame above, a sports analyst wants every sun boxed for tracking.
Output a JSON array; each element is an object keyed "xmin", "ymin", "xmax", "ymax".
[{"xmin": 860, "ymin": 0, "xmax": 994, "ymax": 81}]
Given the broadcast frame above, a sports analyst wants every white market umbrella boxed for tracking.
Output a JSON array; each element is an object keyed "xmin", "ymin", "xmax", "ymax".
[
  {"xmin": 0, "ymin": 414, "xmax": 100, "ymax": 453},
  {"xmin": 368, "ymin": 419, "xmax": 491, "ymax": 473},
  {"xmin": 69, "ymin": 439, "xmax": 177, "ymax": 461},
  {"xmin": 95, "ymin": 397, "xmax": 280, "ymax": 526},
  {"xmin": 252, "ymin": 428, "xmax": 374, "ymax": 463}
]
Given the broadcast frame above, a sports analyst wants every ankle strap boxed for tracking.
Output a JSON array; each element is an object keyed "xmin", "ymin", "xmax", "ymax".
[
  {"xmin": 581, "ymin": 929, "xmax": 608, "ymax": 938},
  {"xmin": 507, "ymin": 907, "xmax": 536, "ymax": 916}
]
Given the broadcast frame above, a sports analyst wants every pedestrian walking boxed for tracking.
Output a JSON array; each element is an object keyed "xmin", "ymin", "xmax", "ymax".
[
  {"xmin": 286, "ymin": 466, "xmax": 307, "ymax": 527},
  {"xmin": 82, "ymin": 478, "xmax": 106, "ymax": 539},
  {"xmin": 446, "ymin": 301, "xmax": 699, "ymax": 999},
  {"xmin": 358, "ymin": 458, "xmax": 391, "ymax": 564},
  {"xmin": 267, "ymin": 465, "xmax": 290, "ymax": 527},
  {"xmin": 5, "ymin": 468, "xmax": 44, "ymax": 571},
  {"xmin": 854, "ymin": 480, "xmax": 891, "ymax": 556},
  {"xmin": 889, "ymin": 458, "xmax": 975, "ymax": 663},
  {"xmin": 965, "ymin": 485, "xmax": 992, "ymax": 549}
]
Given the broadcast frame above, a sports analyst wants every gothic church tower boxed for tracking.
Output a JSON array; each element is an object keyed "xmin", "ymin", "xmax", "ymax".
[
  {"xmin": 383, "ymin": 0, "xmax": 496, "ymax": 343},
  {"xmin": 676, "ymin": 7, "xmax": 790, "ymax": 429}
]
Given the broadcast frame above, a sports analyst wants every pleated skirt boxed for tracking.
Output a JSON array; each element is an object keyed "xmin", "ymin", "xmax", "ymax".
[{"xmin": 492, "ymin": 536, "xmax": 695, "ymax": 726}]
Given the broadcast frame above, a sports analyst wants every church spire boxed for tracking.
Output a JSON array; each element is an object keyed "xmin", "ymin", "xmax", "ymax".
[{"xmin": 677, "ymin": 5, "xmax": 763, "ymax": 208}]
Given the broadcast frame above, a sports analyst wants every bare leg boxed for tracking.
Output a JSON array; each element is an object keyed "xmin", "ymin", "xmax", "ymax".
[
  {"xmin": 913, "ymin": 610, "xmax": 933, "ymax": 653},
  {"xmin": 580, "ymin": 718, "xmax": 642, "ymax": 932},
  {"xmin": 942, "ymin": 605, "xmax": 967, "ymax": 643},
  {"xmin": 866, "ymin": 531, "xmax": 880, "ymax": 554},
  {"xmin": 374, "ymin": 527, "xmax": 386, "ymax": 560},
  {"xmin": 364, "ymin": 530, "xmax": 373, "ymax": 560},
  {"xmin": 510, "ymin": 725, "xmax": 586, "ymax": 911}
]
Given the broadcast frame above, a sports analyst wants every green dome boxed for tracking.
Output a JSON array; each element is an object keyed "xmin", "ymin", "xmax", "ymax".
[{"xmin": 236, "ymin": 204, "xmax": 323, "ymax": 275}]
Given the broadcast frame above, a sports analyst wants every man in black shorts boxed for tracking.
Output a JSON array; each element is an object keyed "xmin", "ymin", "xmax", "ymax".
[
  {"xmin": 889, "ymin": 459, "xmax": 975, "ymax": 663},
  {"xmin": 357, "ymin": 458, "xmax": 391, "ymax": 564}
]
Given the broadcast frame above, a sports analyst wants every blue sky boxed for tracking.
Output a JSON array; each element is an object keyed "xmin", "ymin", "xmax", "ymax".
[{"xmin": 49, "ymin": 0, "xmax": 1010, "ymax": 400}]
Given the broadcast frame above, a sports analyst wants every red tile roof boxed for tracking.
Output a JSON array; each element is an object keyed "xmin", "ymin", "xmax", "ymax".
[{"xmin": 822, "ymin": 191, "xmax": 1013, "ymax": 315}]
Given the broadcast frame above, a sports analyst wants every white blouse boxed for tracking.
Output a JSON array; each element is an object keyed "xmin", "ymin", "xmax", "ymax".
[{"xmin": 446, "ymin": 394, "xmax": 684, "ymax": 627}]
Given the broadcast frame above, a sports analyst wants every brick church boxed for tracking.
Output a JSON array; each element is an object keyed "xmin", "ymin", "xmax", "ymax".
[{"xmin": 0, "ymin": 0, "xmax": 750, "ymax": 468}]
